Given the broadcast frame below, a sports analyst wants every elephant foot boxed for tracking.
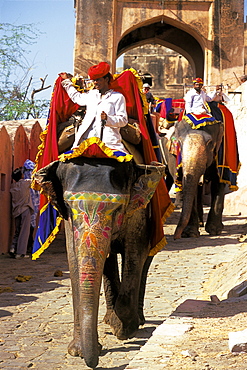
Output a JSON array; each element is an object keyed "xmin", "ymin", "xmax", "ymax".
[
  {"xmin": 108, "ymin": 311, "xmax": 139, "ymax": 340},
  {"xmin": 175, "ymin": 192, "xmax": 183, "ymax": 208},
  {"xmin": 205, "ymin": 222, "xmax": 223, "ymax": 236},
  {"xmin": 68, "ymin": 338, "xmax": 102, "ymax": 358},
  {"xmin": 138, "ymin": 310, "xmax": 145, "ymax": 326},
  {"xmin": 68, "ymin": 338, "xmax": 83, "ymax": 357},
  {"xmin": 174, "ymin": 225, "xmax": 199, "ymax": 239},
  {"xmin": 174, "ymin": 226, "xmax": 183, "ymax": 239},
  {"xmin": 175, "ymin": 199, "xmax": 183, "ymax": 209},
  {"xmin": 181, "ymin": 226, "xmax": 200, "ymax": 238}
]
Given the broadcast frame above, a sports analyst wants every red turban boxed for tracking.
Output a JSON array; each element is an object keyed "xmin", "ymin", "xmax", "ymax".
[
  {"xmin": 193, "ymin": 77, "xmax": 203, "ymax": 84},
  {"xmin": 88, "ymin": 62, "xmax": 110, "ymax": 80}
]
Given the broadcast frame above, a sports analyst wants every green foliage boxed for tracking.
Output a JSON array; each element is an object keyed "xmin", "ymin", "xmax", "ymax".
[{"xmin": 0, "ymin": 23, "xmax": 50, "ymax": 120}]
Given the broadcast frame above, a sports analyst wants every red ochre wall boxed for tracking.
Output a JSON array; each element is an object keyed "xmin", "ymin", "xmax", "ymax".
[
  {"xmin": 0, "ymin": 126, "xmax": 13, "ymax": 255},
  {"xmin": 0, "ymin": 120, "xmax": 44, "ymax": 254},
  {"xmin": 13, "ymin": 126, "xmax": 30, "ymax": 169},
  {"xmin": 30, "ymin": 122, "xmax": 43, "ymax": 163}
]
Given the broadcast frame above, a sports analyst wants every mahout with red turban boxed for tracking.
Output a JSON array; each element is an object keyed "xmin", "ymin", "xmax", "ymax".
[{"xmin": 88, "ymin": 62, "xmax": 111, "ymax": 80}]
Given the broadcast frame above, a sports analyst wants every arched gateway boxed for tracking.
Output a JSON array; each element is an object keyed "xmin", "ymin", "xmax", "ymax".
[{"xmin": 74, "ymin": 0, "xmax": 244, "ymax": 89}]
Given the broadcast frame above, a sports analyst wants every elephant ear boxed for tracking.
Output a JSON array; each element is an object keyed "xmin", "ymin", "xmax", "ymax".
[
  {"xmin": 174, "ymin": 119, "xmax": 192, "ymax": 143},
  {"xmin": 34, "ymin": 161, "xmax": 70, "ymax": 220},
  {"xmin": 127, "ymin": 162, "xmax": 166, "ymax": 215}
]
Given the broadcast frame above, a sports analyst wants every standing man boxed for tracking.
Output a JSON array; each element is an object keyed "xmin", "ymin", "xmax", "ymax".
[
  {"xmin": 60, "ymin": 62, "xmax": 128, "ymax": 153},
  {"xmin": 9, "ymin": 167, "xmax": 34, "ymax": 258},
  {"xmin": 142, "ymin": 83, "xmax": 156, "ymax": 113}
]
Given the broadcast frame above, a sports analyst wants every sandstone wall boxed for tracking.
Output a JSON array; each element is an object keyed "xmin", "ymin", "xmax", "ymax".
[{"xmin": 74, "ymin": 0, "xmax": 244, "ymax": 91}]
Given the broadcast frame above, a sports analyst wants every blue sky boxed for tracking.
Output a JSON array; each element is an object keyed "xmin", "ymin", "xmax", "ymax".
[
  {"xmin": 0, "ymin": 0, "xmax": 247, "ymax": 100},
  {"xmin": 0, "ymin": 0, "xmax": 76, "ymax": 100}
]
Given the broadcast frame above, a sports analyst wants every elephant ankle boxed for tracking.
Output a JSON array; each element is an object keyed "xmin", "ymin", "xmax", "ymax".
[
  {"xmin": 138, "ymin": 310, "xmax": 145, "ymax": 326},
  {"xmin": 68, "ymin": 338, "xmax": 83, "ymax": 357},
  {"xmin": 109, "ymin": 311, "xmax": 139, "ymax": 340},
  {"xmin": 68, "ymin": 338, "xmax": 102, "ymax": 358}
]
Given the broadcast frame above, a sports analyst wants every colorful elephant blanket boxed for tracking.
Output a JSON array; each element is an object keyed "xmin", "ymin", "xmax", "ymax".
[
  {"xmin": 32, "ymin": 70, "xmax": 174, "ymax": 260},
  {"xmin": 183, "ymin": 112, "xmax": 219, "ymax": 128},
  {"xmin": 174, "ymin": 103, "xmax": 240, "ymax": 192}
]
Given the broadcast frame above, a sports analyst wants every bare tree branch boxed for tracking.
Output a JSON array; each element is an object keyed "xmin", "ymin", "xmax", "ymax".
[
  {"xmin": 23, "ymin": 76, "xmax": 33, "ymax": 101},
  {"xmin": 31, "ymin": 74, "xmax": 51, "ymax": 103}
]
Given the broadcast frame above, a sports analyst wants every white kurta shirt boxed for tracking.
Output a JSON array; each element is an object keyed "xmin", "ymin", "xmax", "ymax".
[
  {"xmin": 61, "ymin": 79, "xmax": 128, "ymax": 153},
  {"xmin": 184, "ymin": 88, "xmax": 216, "ymax": 115}
]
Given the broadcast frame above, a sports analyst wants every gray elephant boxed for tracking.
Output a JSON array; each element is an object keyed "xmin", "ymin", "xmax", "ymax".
[
  {"xmin": 160, "ymin": 116, "xmax": 225, "ymax": 239},
  {"xmin": 34, "ymin": 156, "xmax": 166, "ymax": 369}
]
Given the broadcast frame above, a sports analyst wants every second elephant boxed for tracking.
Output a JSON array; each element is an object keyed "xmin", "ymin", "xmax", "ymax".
[{"xmin": 160, "ymin": 117, "xmax": 225, "ymax": 239}]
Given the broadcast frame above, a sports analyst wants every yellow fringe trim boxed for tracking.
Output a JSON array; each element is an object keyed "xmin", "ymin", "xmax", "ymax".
[
  {"xmin": 58, "ymin": 137, "xmax": 133, "ymax": 163},
  {"xmin": 31, "ymin": 128, "xmax": 48, "ymax": 191},
  {"xmin": 32, "ymin": 215, "xmax": 63, "ymax": 260},
  {"xmin": 113, "ymin": 68, "xmax": 149, "ymax": 115},
  {"xmin": 71, "ymin": 76, "xmax": 85, "ymax": 92},
  {"xmin": 161, "ymin": 201, "xmax": 175, "ymax": 224},
  {"xmin": 148, "ymin": 201, "xmax": 175, "ymax": 256},
  {"xmin": 218, "ymin": 166, "xmax": 240, "ymax": 191},
  {"xmin": 183, "ymin": 115, "xmax": 219, "ymax": 129},
  {"xmin": 149, "ymin": 235, "xmax": 167, "ymax": 257}
]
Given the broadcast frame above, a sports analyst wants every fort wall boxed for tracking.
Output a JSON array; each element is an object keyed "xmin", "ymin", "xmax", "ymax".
[{"xmin": 0, "ymin": 119, "xmax": 46, "ymax": 254}]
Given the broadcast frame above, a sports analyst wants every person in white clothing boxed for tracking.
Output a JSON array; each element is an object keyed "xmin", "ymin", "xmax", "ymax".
[
  {"xmin": 184, "ymin": 77, "xmax": 217, "ymax": 115},
  {"xmin": 60, "ymin": 62, "xmax": 129, "ymax": 154},
  {"xmin": 208, "ymin": 84, "xmax": 230, "ymax": 103}
]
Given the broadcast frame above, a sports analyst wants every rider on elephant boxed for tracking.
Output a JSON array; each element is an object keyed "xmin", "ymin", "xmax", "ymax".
[
  {"xmin": 208, "ymin": 84, "xmax": 230, "ymax": 103},
  {"xmin": 184, "ymin": 77, "xmax": 217, "ymax": 115},
  {"xmin": 60, "ymin": 62, "xmax": 129, "ymax": 155},
  {"xmin": 183, "ymin": 77, "xmax": 221, "ymax": 129},
  {"xmin": 58, "ymin": 63, "xmax": 173, "ymax": 255},
  {"xmin": 32, "ymin": 64, "xmax": 174, "ymax": 261}
]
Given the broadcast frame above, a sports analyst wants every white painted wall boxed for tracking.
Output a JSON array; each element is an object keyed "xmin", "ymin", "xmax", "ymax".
[{"xmin": 224, "ymin": 82, "xmax": 247, "ymax": 216}]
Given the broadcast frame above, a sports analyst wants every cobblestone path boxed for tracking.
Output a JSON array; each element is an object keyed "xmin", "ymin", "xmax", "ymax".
[{"xmin": 0, "ymin": 208, "xmax": 246, "ymax": 369}]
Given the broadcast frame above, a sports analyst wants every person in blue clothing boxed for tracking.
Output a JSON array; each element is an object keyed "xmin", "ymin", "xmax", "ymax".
[{"xmin": 23, "ymin": 159, "xmax": 40, "ymax": 253}]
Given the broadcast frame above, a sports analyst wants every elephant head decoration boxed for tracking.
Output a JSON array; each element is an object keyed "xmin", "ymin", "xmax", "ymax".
[{"xmin": 34, "ymin": 157, "xmax": 166, "ymax": 368}]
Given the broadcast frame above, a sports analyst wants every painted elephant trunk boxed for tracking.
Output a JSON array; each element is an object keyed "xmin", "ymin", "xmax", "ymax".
[
  {"xmin": 174, "ymin": 132, "xmax": 208, "ymax": 239},
  {"xmin": 64, "ymin": 190, "xmax": 128, "ymax": 368},
  {"xmin": 66, "ymin": 217, "xmax": 107, "ymax": 368},
  {"xmin": 79, "ymin": 264, "xmax": 103, "ymax": 368}
]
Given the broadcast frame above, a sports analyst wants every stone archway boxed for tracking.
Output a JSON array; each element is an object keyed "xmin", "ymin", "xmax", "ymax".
[
  {"xmin": 74, "ymin": 0, "xmax": 244, "ymax": 90},
  {"xmin": 117, "ymin": 20, "xmax": 204, "ymax": 78}
]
